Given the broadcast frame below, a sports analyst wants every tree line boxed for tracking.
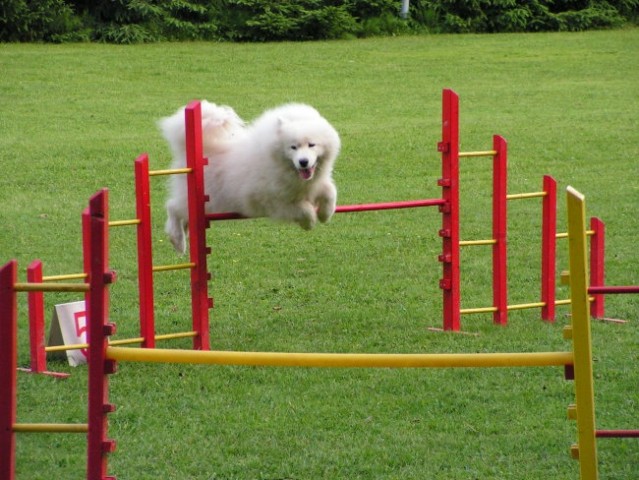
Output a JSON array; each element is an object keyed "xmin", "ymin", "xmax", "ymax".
[{"xmin": 1, "ymin": 0, "xmax": 637, "ymax": 43}]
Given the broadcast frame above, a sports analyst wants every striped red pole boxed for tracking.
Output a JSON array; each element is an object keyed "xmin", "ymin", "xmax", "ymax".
[
  {"xmin": 26, "ymin": 260, "xmax": 46, "ymax": 373},
  {"xmin": 438, "ymin": 89, "xmax": 461, "ymax": 331},
  {"xmin": 185, "ymin": 102, "xmax": 212, "ymax": 350},
  {"xmin": 86, "ymin": 189, "xmax": 117, "ymax": 480},
  {"xmin": 134, "ymin": 154, "xmax": 155, "ymax": 348},
  {"xmin": 492, "ymin": 135, "xmax": 508, "ymax": 325},
  {"xmin": 589, "ymin": 217, "xmax": 605, "ymax": 318},
  {"xmin": 0, "ymin": 260, "xmax": 18, "ymax": 480},
  {"xmin": 541, "ymin": 175, "xmax": 557, "ymax": 321}
]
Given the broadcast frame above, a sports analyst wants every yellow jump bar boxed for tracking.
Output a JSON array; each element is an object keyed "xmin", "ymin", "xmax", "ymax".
[
  {"xmin": 109, "ymin": 219, "xmax": 141, "ymax": 227},
  {"xmin": 107, "ymin": 331, "xmax": 198, "ymax": 347},
  {"xmin": 461, "ymin": 298, "xmax": 588, "ymax": 316},
  {"xmin": 44, "ymin": 331, "xmax": 198, "ymax": 352},
  {"xmin": 460, "ymin": 239, "xmax": 496, "ymax": 247},
  {"xmin": 42, "ymin": 273, "xmax": 87, "ymax": 282},
  {"xmin": 459, "ymin": 150, "xmax": 497, "ymax": 158},
  {"xmin": 152, "ymin": 262, "xmax": 195, "ymax": 273},
  {"xmin": 461, "ymin": 306, "xmax": 498, "ymax": 315},
  {"xmin": 14, "ymin": 283, "xmax": 89, "ymax": 293},
  {"xmin": 149, "ymin": 167, "xmax": 192, "ymax": 176},
  {"xmin": 507, "ymin": 191, "xmax": 547, "ymax": 200},
  {"xmin": 13, "ymin": 423, "xmax": 88, "ymax": 433},
  {"xmin": 557, "ymin": 229, "xmax": 595, "ymax": 240},
  {"xmin": 45, "ymin": 342, "xmax": 88, "ymax": 352},
  {"xmin": 107, "ymin": 346, "xmax": 573, "ymax": 369}
]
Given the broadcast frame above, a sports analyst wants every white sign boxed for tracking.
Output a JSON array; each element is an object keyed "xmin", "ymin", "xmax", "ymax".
[{"xmin": 47, "ymin": 301, "xmax": 88, "ymax": 367}]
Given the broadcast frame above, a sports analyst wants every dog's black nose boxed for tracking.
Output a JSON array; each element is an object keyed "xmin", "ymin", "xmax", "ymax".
[{"xmin": 299, "ymin": 159, "xmax": 309, "ymax": 168}]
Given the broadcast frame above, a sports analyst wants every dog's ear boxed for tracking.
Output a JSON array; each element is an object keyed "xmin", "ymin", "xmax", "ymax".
[{"xmin": 277, "ymin": 116, "xmax": 289, "ymax": 133}]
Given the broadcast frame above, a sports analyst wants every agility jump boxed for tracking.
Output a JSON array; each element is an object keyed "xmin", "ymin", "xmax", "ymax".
[
  {"xmin": 1, "ymin": 90, "xmax": 634, "ymax": 478},
  {"xmin": 0, "ymin": 186, "xmax": 608, "ymax": 479},
  {"xmin": 19, "ymin": 89, "xmax": 608, "ymax": 380}
]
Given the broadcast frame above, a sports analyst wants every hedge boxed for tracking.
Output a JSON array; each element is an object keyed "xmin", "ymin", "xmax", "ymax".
[{"xmin": 1, "ymin": 0, "xmax": 637, "ymax": 43}]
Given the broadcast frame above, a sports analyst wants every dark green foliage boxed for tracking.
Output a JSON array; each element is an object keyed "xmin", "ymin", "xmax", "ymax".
[
  {"xmin": 411, "ymin": 0, "xmax": 635, "ymax": 33},
  {"xmin": 1, "ymin": 0, "xmax": 637, "ymax": 43},
  {"xmin": 0, "ymin": 0, "xmax": 88, "ymax": 42},
  {"xmin": 73, "ymin": 0, "xmax": 219, "ymax": 43},
  {"xmin": 216, "ymin": 0, "xmax": 358, "ymax": 41}
]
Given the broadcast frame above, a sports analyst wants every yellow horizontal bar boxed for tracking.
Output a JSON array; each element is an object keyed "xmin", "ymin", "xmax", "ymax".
[
  {"xmin": 107, "ymin": 347, "xmax": 573, "ymax": 369},
  {"xmin": 14, "ymin": 282, "xmax": 89, "ymax": 293},
  {"xmin": 149, "ymin": 167, "xmax": 192, "ymax": 177},
  {"xmin": 460, "ymin": 239, "xmax": 496, "ymax": 246},
  {"xmin": 42, "ymin": 273, "xmax": 87, "ymax": 282},
  {"xmin": 507, "ymin": 302, "xmax": 546, "ymax": 311},
  {"xmin": 45, "ymin": 342, "xmax": 88, "ymax": 353},
  {"xmin": 461, "ymin": 306, "xmax": 498, "ymax": 315},
  {"xmin": 556, "ymin": 299, "xmax": 572, "ymax": 306},
  {"xmin": 109, "ymin": 337, "xmax": 144, "ymax": 346},
  {"xmin": 109, "ymin": 219, "xmax": 140, "ymax": 227},
  {"xmin": 13, "ymin": 423, "xmax": 88, "ymax": 433},
  {"xmin": 152, "ymin": 263, "xmax": 195, "ymax": 273},
  {"xmin": 558, "ymin": 230, "xmax": 595, "ymax": 239},
  {"xmin": 463, "ymin": 302, "xmax": 548, "ymax": 315},
  {"xmin": 154, "ymin": 331, "xmax": 198, "ymax": 341},
  {"xmin": 506, "ymin": 191, "xmax": 547, "ymax": 200},
  {"xmin": 107, "ymin": 331, "xmax": 198, "ymax": 345},
  {"xmin": 45, "ymin": 331, "xmax": 199, "ymax": 352},
  {"xmin": 459, "ymin": 150, "xmax": 497, "ymax": 158}
]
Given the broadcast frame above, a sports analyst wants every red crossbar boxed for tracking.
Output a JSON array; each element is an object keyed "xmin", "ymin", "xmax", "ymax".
[
  {"xmin": 206, "ymin": 198, "xmax": 445, "ymax": 222},
  {"xmin": 596, "ymin": 429, "xmax": 639, "ymax": 438},
  {"xmin": 588, "ymin": 286, "xmax": 639, "ymax": 294}
]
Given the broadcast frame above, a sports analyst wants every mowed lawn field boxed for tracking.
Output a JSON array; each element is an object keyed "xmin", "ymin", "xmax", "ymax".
[{"xmin": 1, "ymin": 28, "xmax": 638, "ymax": 479}]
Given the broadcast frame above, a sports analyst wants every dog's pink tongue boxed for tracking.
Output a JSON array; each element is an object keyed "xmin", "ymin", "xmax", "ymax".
[{"xmin": 299, "ymin": 167, "xmax": 314, "ymax": 180}]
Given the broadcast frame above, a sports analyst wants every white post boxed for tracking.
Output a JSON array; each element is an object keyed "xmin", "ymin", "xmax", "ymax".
[{"xmin": 400, "ymin": 0, "xmax": 410, "ymax": 19}]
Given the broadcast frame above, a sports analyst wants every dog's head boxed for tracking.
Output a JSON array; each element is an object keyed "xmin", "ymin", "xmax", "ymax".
[{"xmin": 277, "ymin": 116, "xmax": 340, "ymax": 181}]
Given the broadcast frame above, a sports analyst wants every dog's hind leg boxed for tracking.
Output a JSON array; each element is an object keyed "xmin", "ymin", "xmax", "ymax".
[{"xmin": 165, "ymin": 200, "xmax": 188, "ymax": 254}]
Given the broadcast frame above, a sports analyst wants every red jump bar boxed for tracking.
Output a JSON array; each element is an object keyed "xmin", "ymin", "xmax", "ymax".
[
  {"xmin": 588, "ymin": 286, "xmax": 639, "ymax": 295},
  {"xmin": 207, "ymin": 198, "xmax": 446, "ymax": 222}
]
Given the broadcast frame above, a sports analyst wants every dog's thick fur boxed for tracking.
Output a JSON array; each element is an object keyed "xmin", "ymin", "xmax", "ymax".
[{"xmin": 159, "ymin": 101, "xmax": 341, "ymax": 253}]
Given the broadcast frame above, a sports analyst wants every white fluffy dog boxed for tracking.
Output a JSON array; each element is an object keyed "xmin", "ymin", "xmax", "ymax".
[{"xmin": 159, "ymin": 101, "xmax": 341, "ymax": 253}]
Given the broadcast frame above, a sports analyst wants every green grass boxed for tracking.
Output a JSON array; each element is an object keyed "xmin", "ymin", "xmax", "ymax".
[{"xmin": 2, "ymin": 29, "xmax": 639, "ymax": 479}]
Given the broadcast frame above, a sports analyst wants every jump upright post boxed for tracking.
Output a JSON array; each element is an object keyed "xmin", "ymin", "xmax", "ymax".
[
  {"xmin": 77, "ymin": 184, "xmax": 598, "ymax": 479},
  {"xmin": 566, "ymin": 186, "xmax": 639, "ymax": 449},
  {"xmin": 440, "ymin": 90, "xmax": 607, "ymax": 331},
  {"xmin": 438, "ymin": 88, "xmax": 462, "ymax": 331},
  {"xmin": 0, "ymin": 184, "xmax": 601, "ymax": 478},
  {"xmin": 0, "ymin": 190, "xmax": 111, "ymax": 480},
  {"xmin": 1, "ymin": 93, "xmax": 621, "ymax": 479},
  {"xmin": 21, "ymin": 133, "xmax": 213, "ymax": 376}
]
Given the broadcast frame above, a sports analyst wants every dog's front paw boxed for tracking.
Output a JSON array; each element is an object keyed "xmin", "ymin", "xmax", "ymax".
[
  {"xmin": 316, "ymin": 182, "xmax": 337, "ymax": 224},
  {"xmin": 317, "ymin": 197, "xmax": 336, "ymax": 224},
  {"xmin": 296, "ymin": 203, "xmax": 318, "ymax": 230}
]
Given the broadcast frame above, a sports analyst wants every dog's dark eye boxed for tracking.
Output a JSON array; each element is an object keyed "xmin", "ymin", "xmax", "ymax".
[
  {"xmin": 308, "ymin": 143, "xmax": 316, "ymax": 148},
  {"xmin": 290, "ymin": 145, "xmax": 297, "ymax": 150}
]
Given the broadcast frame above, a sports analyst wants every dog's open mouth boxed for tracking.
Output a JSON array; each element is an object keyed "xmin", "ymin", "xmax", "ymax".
[{"xmin": 298, "ymin": 166, "xmax": 315, "ymax": 180}]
